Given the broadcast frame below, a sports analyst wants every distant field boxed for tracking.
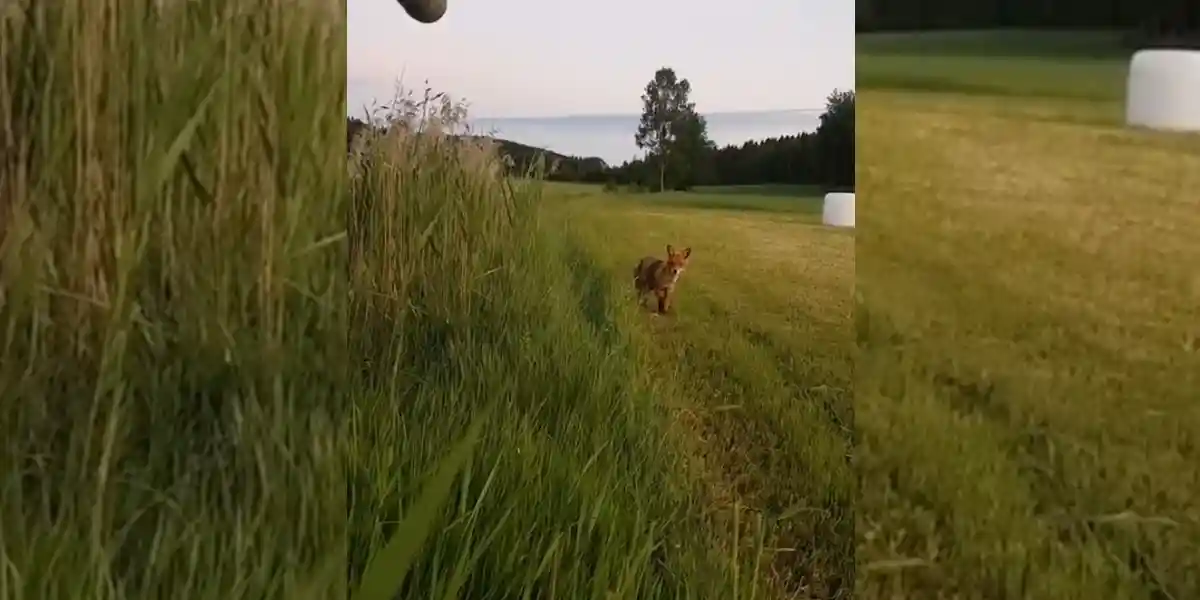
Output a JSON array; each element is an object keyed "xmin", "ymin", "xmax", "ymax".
[
  {"xmin": 548, "ymin": 183, "xmax": 827, "ymax": 215},
  {"xmin": 692, "ymin": 184, "xmax": 826, "ymax": 198},
  {"xmin": 857, "ymin": 30, "xmax": 1130, "ymax": 101},
  {"xmin": 548, "ymin": 182, "xmax": 855, "ymax": 597},
  {"xmin": 856, "ymin": 30, "xmax": 1200, "ymax": 599}
]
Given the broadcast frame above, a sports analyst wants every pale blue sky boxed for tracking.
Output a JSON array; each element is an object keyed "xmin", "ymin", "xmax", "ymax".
[{"xmin": 348, "ymin": 0, "xmax": 854, "ymax": 119}]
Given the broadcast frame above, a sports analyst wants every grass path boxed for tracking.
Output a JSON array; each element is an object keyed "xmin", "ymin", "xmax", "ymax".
[{"xmin": 558, "ymin": 189, "xmax": 855, "ymax": 597}]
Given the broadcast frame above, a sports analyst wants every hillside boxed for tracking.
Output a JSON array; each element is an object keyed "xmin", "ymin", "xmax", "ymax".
[
  {"xmin": 482, "ymin": 136, "xmax": 609, "ymax": 180},
  {"xmin": 347, "ymin": 117, "xmax": 607, "ymax": 180}
]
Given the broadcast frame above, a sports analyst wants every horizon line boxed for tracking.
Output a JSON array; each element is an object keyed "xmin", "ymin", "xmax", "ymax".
[{"xmin": 468, "ymin": 107, "xmax": 826, "ymax": 121}]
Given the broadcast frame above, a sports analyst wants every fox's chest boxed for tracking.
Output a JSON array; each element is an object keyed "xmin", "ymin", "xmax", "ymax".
[
  {"xmin": 653, "ymin": 273, "xmax": 678, "ymax": 292},
  {"xmin": 635, "ymin": 261, "xmax": 681, "ymax": 291}
]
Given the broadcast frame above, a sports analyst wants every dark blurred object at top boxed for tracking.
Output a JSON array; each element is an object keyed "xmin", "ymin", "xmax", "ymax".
[
  {"xmin": 856, "ymin": 0, "xmax": 1200, "ymax": 49},
  {"xmin": 399, "ymin": 0, "xmax": 447, "ymax": 23}
]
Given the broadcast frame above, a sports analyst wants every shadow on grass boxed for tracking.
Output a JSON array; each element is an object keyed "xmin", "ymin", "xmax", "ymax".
[{"xmin": 562, "ymin": 238, "xmax": 622, "ymax": 346}]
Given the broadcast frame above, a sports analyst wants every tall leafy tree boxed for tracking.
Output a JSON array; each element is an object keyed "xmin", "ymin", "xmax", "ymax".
[
  {"xmin": 667, "ymin": 112, "xmax": 716, "ymax": 189},
  {"xmin": 635, "ymin": 67, "xmax": 710, "ymax": 192},
  {"xmin": 815, "ymin": 89, "xmax": 855, "ymax": 189}
]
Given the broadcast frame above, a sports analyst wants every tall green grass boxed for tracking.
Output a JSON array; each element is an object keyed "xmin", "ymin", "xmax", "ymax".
[
  {"xmin": 2, "ymin": 1, "xmax": 769, "ymax": 597},
  {"xmin": 346, "ymin": 94, "xmax": 770, "ymax": 598},
  {"xmin": 1, "ymin": 0, "xmax": 348, "ymax": 598}
]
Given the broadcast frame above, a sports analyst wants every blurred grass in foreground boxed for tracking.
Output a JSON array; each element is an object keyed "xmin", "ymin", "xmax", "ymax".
[{"xmin": 1, "ymin": 0, "xmax": 348, "ymax": 597}]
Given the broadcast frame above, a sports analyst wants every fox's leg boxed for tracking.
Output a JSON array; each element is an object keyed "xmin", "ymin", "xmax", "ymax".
[{"xmin": 655, "ymin": 289, "xmax": 669, "ymax": 314}]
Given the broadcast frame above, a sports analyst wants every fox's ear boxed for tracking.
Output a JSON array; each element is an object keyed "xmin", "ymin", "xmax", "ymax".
[
  {"xmin": 682, "ymin": 247, "xmax": 692, "ymax": 259},
  {"xmin": 666, "ymin": 244, "xmax": 674, "ymax": 257}
]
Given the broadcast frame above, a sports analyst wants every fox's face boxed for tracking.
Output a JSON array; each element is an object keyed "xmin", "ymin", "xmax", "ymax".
[{"xmin": 664, "ymin": 245, "xmax": 692, "ymax": 284}]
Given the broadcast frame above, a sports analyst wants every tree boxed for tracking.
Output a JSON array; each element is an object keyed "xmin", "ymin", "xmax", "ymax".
[
  {"xmin": 666, "ymin": 112, "xmax": 717, "ymax": 189},
  {"xmin": 814, "ymin": 89, "xmax": 855, "ymax": 190},
  {"xmin": 634, "ymin": 67, "xmax": 711, "ymax": 192}
]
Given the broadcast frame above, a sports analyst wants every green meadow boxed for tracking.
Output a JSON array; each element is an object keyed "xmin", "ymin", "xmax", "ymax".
[
  {"xmin": 856, "ymin": 30, "xmax": 1200, "ymax": 599},
  {"xmin": 1, "ymin": 1, "xmax": 854, "ymax": 598}
]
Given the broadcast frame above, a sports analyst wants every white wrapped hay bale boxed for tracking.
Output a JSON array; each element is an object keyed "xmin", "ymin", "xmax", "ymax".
[
  {"xmin": 822, "ymin": 192, "xmax": 855, "ymax": 228},
  {"xmin": 1125, "ymin": 49, "xmax": 1200, "ymax": 132}
]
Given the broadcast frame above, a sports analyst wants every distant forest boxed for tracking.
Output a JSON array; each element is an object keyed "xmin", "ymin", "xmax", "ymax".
[
  {"xmin": 857, "ymin": 0, "xmax": 1200, "ymax": 46},
  {"xmin": 603, "ymin": 130, "xmax": 848, "ymax": 191}
]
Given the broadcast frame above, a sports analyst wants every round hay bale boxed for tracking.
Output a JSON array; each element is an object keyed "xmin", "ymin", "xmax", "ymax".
[
  {"xmin": 1125, "ymin": 49, "xmax": 1200, "ymax": 132},
  {"xmin": 822, "ymin": 193, "xmax": 855, "ymax": 228}
]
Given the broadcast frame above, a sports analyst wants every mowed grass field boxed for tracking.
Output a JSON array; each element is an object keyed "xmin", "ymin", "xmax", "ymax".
[
  {"xmin": 549, "ymin": 182, "xmax": 856, "ymax": 597},
  {"xmin": 856, "ymin": 31, "xmax": 1200, "ymax": 599}
]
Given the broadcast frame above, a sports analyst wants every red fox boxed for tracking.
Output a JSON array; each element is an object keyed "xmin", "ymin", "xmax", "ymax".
[{"xmin": 633, "ymin": 245, "xmax": 692, "ymax": 314}]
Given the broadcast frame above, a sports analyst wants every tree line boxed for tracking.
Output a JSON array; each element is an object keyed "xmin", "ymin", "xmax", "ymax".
[
  {"xmin": 857, "ymin": 0, "xmax": 1199, "ymax": 44},
  {"xmin": 600, "ymin": 68, "xmax": 854, "ymax": 192}
]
